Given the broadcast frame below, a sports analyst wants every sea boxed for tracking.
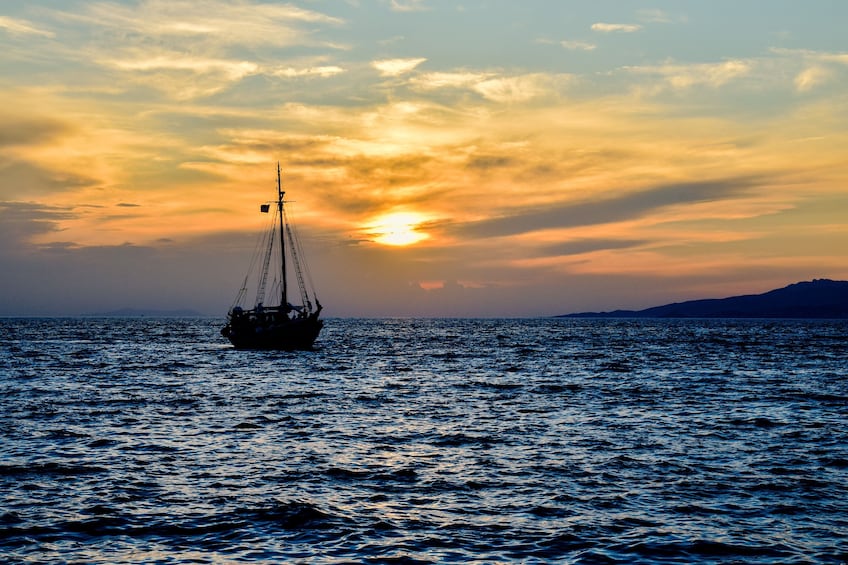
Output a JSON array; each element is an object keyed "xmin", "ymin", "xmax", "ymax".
[{"xmin": 1, "ymin": 317, "xmax": 846, "ymax": 564}]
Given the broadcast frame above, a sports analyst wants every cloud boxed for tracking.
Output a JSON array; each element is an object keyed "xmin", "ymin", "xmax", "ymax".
[
  {"xmin": 372, "ymin": 57, "xmax": 427, "ymax": 76},
  {"xmin": 39, "ymin": 0, "xmax": 348, "ymax": 99},
  {"xmin": 627, "ymin": 60, "xmax": 752, "ymax": 90},
  {"xmin": 110, "ymin": 55, "xmax": 259, "ymax": 79},
  {"xmin": 104, "ymin": 53, "xmax": 260, "ymax": 99},
  {"xmin": 389, "ymin": 0, "xmax": 429, "ymax": 12},
  {"xmin": 66, "ymin": 0, "xmax": 342, "ymax": 47},
  {"xmin": 410, "ymin": 71, "xmax": 568, "ymax": 102},
  {"xmin": 768, "ymin": 47, "xmax": 848, "ymax": 92},
  {"xmin": 410, "ymin": 71, "xmax": 492, "ymax": 90},
  {"xmin": 0, "ymin": 160, "xmax": 98, "ymax": 200},
  {"xmin": 537, "ymin": 37, "xmax": 596, "ymax": 51},
  {"xmin": 820, "ymin": 52, "xmax": 848, "ymax": 65},
  {"xmin": 0, "ymin": 201, "xmax": 75, "ymax": 249},
  {"xmin": 273, "ymin": 66, "xmax": 345, "ymax": 78},
  {"xmin": 539, "ymin": 238, "xmax": 648, "ymax": 257},
  {"xmin": 795, "ymin": 66, "xmax": 832, "ymax": 92},
  {"xmin": 560, "ymin": 40, "xmax": 596, "ymax": 51},
  {"xmin": 0, "ymin": 16, "xmax": 55, "ymax": 37},
  {"xmin": 473, "ymin": 74, "xmax": 555, "ymax": 103},
  {"xmin": 591, "ymin": 22, "xmax": 642, "ymax": 33},
  {"xmin": 466, "ymin": 155, "xmax": 515, "ymax": 170},
  {"xmin": 0, "ymin": 116, "xmax": 72, "ymax": 147},
  {"xmin": 637, "ymin": 9, "xmax": 674, "ymax": 24},
  {"xmin": 453, "ymin": 178, "xmax": 759, "ymax": 239}
]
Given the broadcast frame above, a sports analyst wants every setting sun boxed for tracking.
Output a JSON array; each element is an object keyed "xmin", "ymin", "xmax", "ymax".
[{"xmin": 369, "ymin": 212, "xmax": 430, "ymax": 246}]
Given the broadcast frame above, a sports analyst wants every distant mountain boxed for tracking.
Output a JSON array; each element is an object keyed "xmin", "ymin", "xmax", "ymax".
[
  {"xmin": 560, "ymin": 279, "xmax": 848, "ymax": 319},
  {"xmin": 87, "ymin": 308, "xmax": 206, "ymax": 317}
]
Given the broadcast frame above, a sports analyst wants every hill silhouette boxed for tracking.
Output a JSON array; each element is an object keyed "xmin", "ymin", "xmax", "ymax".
[{"xmin": 561, "ymin": 279, "xmax": 848, "ymax": 319}]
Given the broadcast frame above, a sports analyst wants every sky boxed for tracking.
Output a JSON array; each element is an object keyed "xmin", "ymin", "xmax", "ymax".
[{"xmin": 1, "ymin": 0, "xmax": 847, "ymax": 317}]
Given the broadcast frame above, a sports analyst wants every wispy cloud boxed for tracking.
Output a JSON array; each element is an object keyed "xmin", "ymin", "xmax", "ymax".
[
  {"xmin": 627, "ymin": 60, "xmax": 751, "ymax": 90},
  {"xmin": 0, "ymin": 15, "xmax": 55, "ymax": 37},
  {"xmin": 770, "ymin": 47, "xmax": 848, "ymax": 92},
  {"xmin": 636, "ymin": 9, "xmax": 674, "ymax": 24},
  {"xmin": 591, "ymin": 22, "xmax": 641, "ymax": 33},
  {"xmin": 536, "ymin": 38, "xmax": 596, "ymax": 51},
  {"xmin": 0, "ymin": 159, "xmax": 98, "ymax": 200},
  {"xmin": 65, "ymin": 0, "xmax": 342, "ymax": 47},
  {"xmin": 0, "ymin": 115, "xmax": 71, "ymax": 147},
  {"xmin": 473, "ymin": 74, "xmax": 556, "ymax": 103},
  {"xmin": 110, "ymin": 55, "xmax": 259, "ymax": 78},
  {"xmin": 0, "ymin": 201, "xmax": 76, "ymax": 248},
  {"xmin": 410, "ymin": 71, "xmax": 569, "ymax": 102},
  {"xmin": 795, "ymin": 66, "xmax": 832, "ymax": 92},
  {"xmin": 372, "ymin": 58, "xmax": 427, "ymax": 76},
  {"xmin": 104, "ymin": 54, "xmax": 260, "ymax": 99},
  {"xmin": 272, "ymin": 66, "xmax": 346, "ymax": 78},
  {"xmin": 410, "ymin": 71, "xmax": 492, "ymax": 90},
  {"xmin": 389, "ymin": 0, "xmax": 429, "ymax": 12},
  {"xmin": 29, "ymin": 0, "xmax": 349, "ymax": 100},
  {"xmin": 820, "ymin": 52, "xmax": 848, "ymax": 65},
  {"xmin": 560, "ymin": 40, "xmax": 596, "ymax": 51},
  {"xmin": 538, "ymin": 238, "xmax": 648, "ymax": 258}
]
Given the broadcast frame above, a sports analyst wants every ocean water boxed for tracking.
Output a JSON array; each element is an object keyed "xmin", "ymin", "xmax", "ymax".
[{"xmin": 1, "ymin": 317, "xmax": 846, "ymax": 564}]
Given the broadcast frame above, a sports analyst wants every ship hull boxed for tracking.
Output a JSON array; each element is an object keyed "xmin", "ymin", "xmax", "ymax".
[{"xmin": 222, "ymin": 316, "xmax": 323, "ymax": 350}]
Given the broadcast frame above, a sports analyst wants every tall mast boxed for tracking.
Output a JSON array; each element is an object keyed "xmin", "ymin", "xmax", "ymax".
[{"xmin": 277, "ymin": 162, "xmax": 287, "ymax": 310}]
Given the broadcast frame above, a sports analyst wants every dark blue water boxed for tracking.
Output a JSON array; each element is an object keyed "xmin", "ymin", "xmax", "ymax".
[{"xmin": 1, "ymin": 317, "xmax": 846, "ymax": 563}]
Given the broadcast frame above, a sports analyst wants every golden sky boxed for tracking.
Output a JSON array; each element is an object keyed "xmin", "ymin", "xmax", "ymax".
[{"xmin": 1, "ymin": 1, "xmax": 847, "ymax": 316}]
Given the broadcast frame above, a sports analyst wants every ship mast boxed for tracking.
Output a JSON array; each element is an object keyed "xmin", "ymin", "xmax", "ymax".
[{"xmin": 277, "ymin": 162, "xmax": 287, "ymax": 311}]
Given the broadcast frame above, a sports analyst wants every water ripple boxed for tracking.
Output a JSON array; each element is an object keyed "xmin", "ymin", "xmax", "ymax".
[{"xmin": 1, "ymin": 317, "xmax": 847, "ymax": 563}]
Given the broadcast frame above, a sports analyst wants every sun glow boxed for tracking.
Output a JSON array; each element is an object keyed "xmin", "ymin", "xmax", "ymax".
[{"xmin": 369, "ymin": 212, "xmax": 430, "ymax": 246}]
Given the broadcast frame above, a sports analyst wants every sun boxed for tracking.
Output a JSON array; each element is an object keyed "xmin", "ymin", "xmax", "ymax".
[{"xmin": 369, "ymin": 212, "xmax": 430, "ymax": 246}]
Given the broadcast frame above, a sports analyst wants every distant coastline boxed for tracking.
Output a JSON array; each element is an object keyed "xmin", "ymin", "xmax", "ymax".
[{"xmin": 559, "ymin": 279, "xmax": 848, "ymax": 319}]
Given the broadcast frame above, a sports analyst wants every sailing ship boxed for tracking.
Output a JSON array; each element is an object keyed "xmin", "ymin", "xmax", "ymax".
[{"xmin": 221, "ymin": 163, "xmax": 323, "ymax": 349}]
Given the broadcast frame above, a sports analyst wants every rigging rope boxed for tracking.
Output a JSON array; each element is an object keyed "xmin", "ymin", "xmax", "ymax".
[
  {"xmin": 254, "ymin": 208, "xmax": 278, "ymax": 307},
  {"xmin": 285, "ymin": 205, "xmax": 319, "ymax": 310},
  {"xmin": 230, "ymin": 205, "xmax": 276, "ymax": 310}
]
